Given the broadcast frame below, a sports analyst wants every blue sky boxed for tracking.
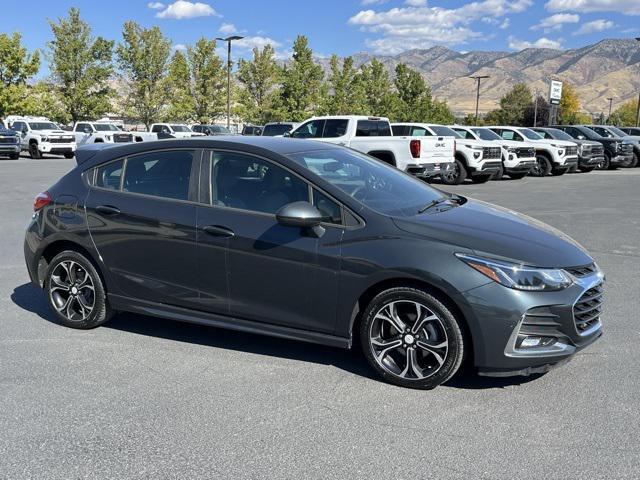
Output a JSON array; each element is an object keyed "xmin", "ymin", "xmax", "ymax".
[{"xmin": 3, "ymin": 0, "xmax": 639, "ymax": 75}]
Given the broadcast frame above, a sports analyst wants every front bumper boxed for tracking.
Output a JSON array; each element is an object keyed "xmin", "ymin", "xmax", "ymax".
[
  {"xmin": 474, "ymin": 161, "xmax": 502, "ymax": 176},
  {"xmin": 505, "ymin": 158, "xmax": 536, "ymax": 172},
  {"xmin": 457, "ymin": 269, "xmax": 604, "ymax": 377},
  {"xmin": 0, "ymin": 144, "xmax": 21, "ymax": 154},
  {"xmin": 40, "ymin": 142, "xmax": 76, "ymax": 154},
  {"xmin": 579, "ymin": 154, "xmax": 605, "ymax": 167},
  {"xmin": 611, "ymin": 153, "xmax": 633, "ymax": 165},
  {"xmin": 557, "ymin": 155, "xmax": 579, "ymax": 169}
]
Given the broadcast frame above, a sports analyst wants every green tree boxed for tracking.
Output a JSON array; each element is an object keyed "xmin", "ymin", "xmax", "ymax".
[
  {"xmin": 488, "ymin": 83, "xmax": 533, "ymax": 126},
  {"xmin": 22, "ymin": 82, "xmax": 70, "ymax": 123},
  {"xmin": 322, "ymin": 55, "xmax": 367, "ymax": 115},
  {"xmin": 164, "ymin": 50, "xmax": 194, "ymax": 122},
  {"xmin": 612, "ymin": 98, "xmax": 639, "ymax": 126},
  {"xmin": 429, "ymin": 99, "xmax": 455, "ymax": 124},
  {"xmin": 236, "ymin": 44, "xmax": 282, "ymax": 124},
  {"xmin": 0, "ymin": 32, "xmax": 40, "ymax": 118},
  {"xmin": 48, "ymin": 8, "xmax": 114, "ymax": 123},
  {"xmin": 116, "ymin": 22, "xmax": 171, "ymax": 128},
  {"xmin": 394, "ymin": 63, "xmax": 428, "ymax": 121},
  {"xmin": 360, "ymin": 59, "xmax": 397, "ymax": 117},
  {"xmin": 187, "ymin": 38, "xmax": 225, "ymax": 123},
  {"xmin": 280, "ymin": 36, "xmax": 324, "ymax": 121}
]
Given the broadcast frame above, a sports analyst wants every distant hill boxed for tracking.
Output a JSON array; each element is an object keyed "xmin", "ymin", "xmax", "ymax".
[{"xmin": 318, "ymin": 39, "xmax": 640, "ymax": 116}]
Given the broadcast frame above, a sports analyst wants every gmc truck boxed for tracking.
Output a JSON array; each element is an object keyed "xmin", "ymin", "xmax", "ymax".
[
  {"xmin": 7, "ymin": 116, "xmax": 76, "ymax": 159},
  {"xmin": 583, "ymin": 125, "xmax": 638, "ymax": 168},
  {"xmin": 0, "ymin": 126, "xmax": 21, "ymax": 159},
  {"xmin": 289, "ymin": 116, "xmax": 455, "ymax": 179},
  {"xmin": 73, "ymin": 121, "xmax": 137, "ymax": 145},
  {"xmin": 150, "ymin": 123, "xmax": 205, "ymax": 139},
  {"xmin": 489, "ymin": 126, "xmax": 578, "ymax": 176},
  {"xmin": 532, "ymin": 127, "xmax": 604, "ymax": 172}
]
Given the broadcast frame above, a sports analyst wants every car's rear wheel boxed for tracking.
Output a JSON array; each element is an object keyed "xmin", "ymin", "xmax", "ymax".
[
  {"xmin": 440, "ymin": 158, "xmax": 466, "ymax": 185},
  {"xmin": 530, "ymin": 155, "xmax": 551, "ymax": 177},
  {"xmin": 360, "ymin": 288, "xmax": 464, "ymax": 389},
  {"xmin": 44, "ymin": 250, "xmax": 112, "ymax": 329}
]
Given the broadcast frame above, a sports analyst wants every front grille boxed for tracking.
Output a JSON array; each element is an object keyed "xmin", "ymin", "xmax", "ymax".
[
  {"xmin": 566, "ymin": 146, "xmax": 578, "ymax": 156},
  {"xmin": 515, "ymin": 147, "xmax": 535, "ymax": 158},
  {"xmin": 565, "ymin": 264, "xmax": 597, "ymax": 278},
  {"xmin": 0, "ymin": 136, "xmax": 18, "ymax": 144},
  {"xmin": 482, "ymin": 146, "xmax": 501, "ymax": 160},
  {"xmin": 591, "ymin": 145, "xmax": 604, "ymax": 155},
  {"xmin": 620, "ymin": 144, "xmax": 634, "ymax": 154},
  {"xmin": 113, "ymin": 134, "xmax": 133, "ymax": 143},
  {"xmin": 573, "ymin": 282, "xmax": 604, "ymax": 335},
  {"xmin": 49, "ymin": 137, "xmax": 75, "ymax": 144}
]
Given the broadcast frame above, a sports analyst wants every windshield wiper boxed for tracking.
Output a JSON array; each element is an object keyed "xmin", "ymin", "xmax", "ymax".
[{"xmin": 417, "ymin": 194, "xmax": 464, "ymax": 213}]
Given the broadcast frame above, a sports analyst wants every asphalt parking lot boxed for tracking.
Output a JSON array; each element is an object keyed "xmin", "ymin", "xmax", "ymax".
[{"xmin": 1, "ymin": 153, "xmax": 639, "ymax": 479}]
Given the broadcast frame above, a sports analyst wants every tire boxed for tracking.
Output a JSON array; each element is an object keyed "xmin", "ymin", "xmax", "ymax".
[
  {"xmin": 595, "ymin": 153, "xmax": 610, "ymax": 170},
  {"xmin": 508, "ymin": 172, "xmax": 528, "ymax": 180},
  {"xmin": 530, "ymin": 155, "xmax": 551, "ymax": 177},
  {"xmin": 440, "ymin": 158, "xmax": 467, "ymax": 185},
  {"xmin": 492, "ymin": 164, "xmax": 504, "ymax": 181},
  {"xmin": 578, "ymin": 166, "xmax": 595, "ymax": 173},
  {"xmin": 44, "ymin": 250, "xmax": 113, "ymax": 329},
  {"xmin": 64, "ymin": 152, "xmax": 75, "ymax": 159},
  {"xmin": 471, "ymin": 174, "xmax": 492, "ymax": 184},
  {"xmin": 29, "ymin": 142, "xmax": 42, "ymax": 159},
  {"xmin": 551, "ymin": 167, "xmax": 567, "ymax": 176},
  {"xmin": 625, "ymin": 153, "xmax": 639, "ymax": 168},
  {"xmin": 9, "ymin": 152, "xmax": 20, "ymax": 160},
  {"xmin": 360, "ymin": 287, "xmax": 464, "ymax": 389}
]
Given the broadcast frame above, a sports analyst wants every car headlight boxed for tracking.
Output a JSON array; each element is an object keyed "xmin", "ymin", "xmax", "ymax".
[
  {"xmin": 455, "ymin": 253, "xmax": 574, "ymax": 291},
  {"xmin": 507, "ymin": 147, "xmax": 518, "ymax": 153},
  {"xmin": 464, "ymin": 144, "xmax": 484, "ymax": 150}
]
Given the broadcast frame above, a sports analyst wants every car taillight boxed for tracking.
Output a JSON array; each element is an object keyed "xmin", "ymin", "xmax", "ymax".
[
  {"xmin": 34, "ymin": 191, "xmax": 52, "ymax": 212},
  {"xmin": 410, "ymin": 139, "xmax": 421, "ymax": 158}
]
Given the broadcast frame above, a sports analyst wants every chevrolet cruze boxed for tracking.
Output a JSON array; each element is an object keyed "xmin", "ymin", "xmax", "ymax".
[{"xmin": 24, "ymin": 137, "xmax": 604, "ymax": 389}]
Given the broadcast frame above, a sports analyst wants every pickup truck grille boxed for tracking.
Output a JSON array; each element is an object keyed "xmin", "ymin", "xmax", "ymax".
[
  {"xmin": 113, "ymin": 134, "xmax": 133, "ymax": 143},
  {"xmin": 590, "ymin": 145, "xmax": 604, "ymax": 155},
  {"xmin": 619, "ymin": 144, "xmax": 634, "ymax": 154},
  {"xmin": 49, "ymin": 137, "xmax": 75, "ymax": 144},
  {"xmin": 0, "ymin": 136, "xmax": 18, "ymax": 144},
  {"xmin": 573, "ymin": 282, "xmax": 604, "ymax": 336},
  {"xmin": 565, "ymin": 146, "xmax": 578, "ymax": 156},
  {"xmin": 482, "ymin": 147, "xmax": 501, "ymax": 160},
  {"xmin": 515, "ymin": 147, "xmax": 535, "ymax": 158}
]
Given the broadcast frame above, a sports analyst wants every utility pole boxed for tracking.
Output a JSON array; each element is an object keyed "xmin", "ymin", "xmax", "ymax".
[
  {"xmin": 533, "ymin": 89, "xmax": 539, "ymax": 127},
  {"xmin": 470, "ymin": 75, "xmax": 490, "ymax": 126},
  {"xmin": 636, "ymin": 92, "xmax": 640, "ymax": 128},
  {"xmin": 606, "ymin": 97, "xmax": 613, "ymax": 124},
  {"xmin": 216, "ymin": 35, "xmax": 244, "ymax": 129}
]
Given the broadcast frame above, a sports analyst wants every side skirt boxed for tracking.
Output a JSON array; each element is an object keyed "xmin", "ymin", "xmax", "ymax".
[{"xmin": 108, "ymin": 294, "xmax": 351, "ymax": 349}]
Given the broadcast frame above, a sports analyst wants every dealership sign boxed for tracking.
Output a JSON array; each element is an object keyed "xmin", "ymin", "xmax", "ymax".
[{"xmin": 549, "ymin": 80, "xmax": 563, "ymax": 105}]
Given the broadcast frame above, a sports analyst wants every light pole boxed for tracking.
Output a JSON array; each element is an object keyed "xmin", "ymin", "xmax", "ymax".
[
  {"xmin": 606, "ymin": 97, "xmax": 613, "ymax": 124},
  {"xmin": 636, "ymin": 38, "xmax": 640, "ymax": 127},
  {"xmin": 533, "ymin": 89, "xmax": 539, "ymax": 127},
  {"xmin": 470, "ymin": 75, "xmax": 490, "ymax": 126},
  {"xmin": 216, "ymin": 35, "xmax": 244, "ymax": 129}
]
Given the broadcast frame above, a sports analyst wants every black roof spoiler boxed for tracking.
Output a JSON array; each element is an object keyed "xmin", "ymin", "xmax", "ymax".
[{"xmin": 75, "ymin": 143, "xmax": 118, "ymax": 165}]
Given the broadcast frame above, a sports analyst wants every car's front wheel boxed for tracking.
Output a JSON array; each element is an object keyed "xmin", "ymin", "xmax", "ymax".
[
  {"xmin": 440, "ymin": 159, "xmax": 466, "ymax": 185},
  {"xmin": 360, "ymin": 288, "xmax": 464, "ymax": 389},
  {"xmin": 44, "ymin": 250, "xmax": 113, "ymax": 329},
  {"xmin": 29, "ymin": 142, "xmax": 42, "ymax": 159},
  {"xmin": 530, "ymin": 155, "xmax": 551, "ymax": 177}
]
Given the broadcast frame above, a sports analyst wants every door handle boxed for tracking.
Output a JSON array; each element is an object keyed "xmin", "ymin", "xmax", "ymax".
[
  {"xmin": 96, "ymin": 205, "xmax": 121, "ymax": 215},
  {"xmin": 202, "ymin": 225, "xmax": 235, "ymax": 238}
]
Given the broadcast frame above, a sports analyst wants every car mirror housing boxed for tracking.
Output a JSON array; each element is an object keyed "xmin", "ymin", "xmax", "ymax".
[{"xmin": 276, "ymin": 202, "xmax": 325, "ymax": 237}]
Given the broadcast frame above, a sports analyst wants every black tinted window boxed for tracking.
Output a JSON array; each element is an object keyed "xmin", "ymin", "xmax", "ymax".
[
  {"xmin": 313, "ymin": 189, "xmax": 342, "ymax": 224},
  {"xmin": 95, "ymin": 160, "xmax": 124, "ymax": 190},
  {"xmin": 262, "ymin": 124, "xmax": 294, "ymax": 136},
  {"xmin": 391, "ymin": 125, "xmax": 408, "ymax": 136},
  {"xmin": 151, "ymin": 125, "xmax": 162, "ymax": 133},
  {"xmin": 211, "ymin": 152, "xmax": 309, "ymax": 214},
  {"xmin": 323, "ymin": 119, "xmax": 349, "ymax": 138},
  {"xmin": 356, "ymin": 120, "xmax": 390, "ymax": 137},
  {"xmin": 292, "ymin": 120, "xmax": 324, "ymax": 138},
  {"xmin": 123, "ymin": 150, "xmax": 194, "ymax": 200}
]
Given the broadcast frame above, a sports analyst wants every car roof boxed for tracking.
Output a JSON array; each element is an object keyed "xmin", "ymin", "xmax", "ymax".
[{"xmin": 75, "ymin": 136, "xmax": 343, "ymax": 168}]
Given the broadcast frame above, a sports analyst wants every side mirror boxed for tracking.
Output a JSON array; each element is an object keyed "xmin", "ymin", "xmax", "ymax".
[
  {"xmin": 276, "ymin": 201, "xmax": 325, "ymax": 237},
  {"xmin": 283, "ymin": 131, "xmax": 291, "ymax": 137},
  {"xmin": 577, "ymin": 135, "xmax": 585, "ymax": 140}
]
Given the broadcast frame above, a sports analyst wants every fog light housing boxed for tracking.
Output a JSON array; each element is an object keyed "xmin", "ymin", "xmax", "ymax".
[
  {"xmin": 517, "ymin": 336, "xmax": 557, "ymax": 349},
  {"xmin": 474, "ymin": 152, "xmax": 481, "ymax": 159}
]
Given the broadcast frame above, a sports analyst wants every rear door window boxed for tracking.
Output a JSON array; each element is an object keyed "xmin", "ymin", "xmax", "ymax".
[
  {"xmin": 122, "ymin": 150, "xmax": 195, "ymax": 200},
  {"xmin": 391, "ymin": 125, "xmax": 408, "ymax": 136},
  {"xmin": 322, "ymin": 119, "xmax": 348, "ymax": 138}
]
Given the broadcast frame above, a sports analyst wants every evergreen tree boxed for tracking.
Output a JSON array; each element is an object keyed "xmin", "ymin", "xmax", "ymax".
[
  {"xmin": 187, "ymin": 38, "xmax": 225, "ymax": 123},
  {"xmin": 322, "ymin": 55, "xmax": 366, "ymax": 115},
  {"xmin": 360, "ymin": 59, "xmax": 397, "ymax": 117},
  {"xmin": 486, "ymin": 84, "xmax": 533, "ymax": 126},
  {"xmin": 280, "ymin": 36, "xmax": 324, "ymax": 121},
  {"xmin": 236, "ymin": 44, "xmax": 282, "ymax": 124},
  {"xmin": 0, "ymin": 32, "xmax": 40, "ymax": 118},
  {"xmin": 48, "ymin": 8, "xmax": 113, "ymax": 123},
  {"xmin": 165, "ymin": 50, "xmax": 194, "ymax": 122}
]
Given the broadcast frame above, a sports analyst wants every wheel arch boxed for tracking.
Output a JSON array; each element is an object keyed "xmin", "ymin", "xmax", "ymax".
[{"xmin": 37, "ymin": 239, "xmax": 105, "ymax": 289}]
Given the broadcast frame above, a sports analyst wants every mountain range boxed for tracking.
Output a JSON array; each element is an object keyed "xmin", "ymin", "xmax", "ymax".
[{"xmin": 324, "ymin": 39, "xmax": 640, "ymax": 116}]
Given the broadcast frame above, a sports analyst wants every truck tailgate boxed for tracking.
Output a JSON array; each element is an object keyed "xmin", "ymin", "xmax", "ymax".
[{"xmin": 419, "ymin": 136, "xmax": 455, "ymax": 160}]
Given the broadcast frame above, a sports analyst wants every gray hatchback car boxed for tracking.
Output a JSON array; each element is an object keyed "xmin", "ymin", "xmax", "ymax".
[{"xmin": 24, "ymin": 137, "xmax": 604, "ymax": 389}]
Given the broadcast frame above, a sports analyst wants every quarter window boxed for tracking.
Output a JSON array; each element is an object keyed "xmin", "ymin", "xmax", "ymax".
[
  {"xmin": 211, "ymin": 152, "xmax": 309, "ymax": 214},
  {"xmin": 95, "ymin": 160, "xmax": 124, "ymax": 190},
  {"xmin": 122, "ymin": 150, "xmax": 194, "ymax": 200}
]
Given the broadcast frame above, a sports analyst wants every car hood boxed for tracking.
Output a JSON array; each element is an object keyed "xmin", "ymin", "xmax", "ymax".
[
  {"xmin": 528, "ymin": 138, "xmax": 576, "ymax": 147},
  {"xmin": 392, "ymin": 198, "xmax": 592, "ymax": 268},
  {"xmin": 35, "ymin": 129, "xmax": 72, "ymax": 136},
  {"xmin": 458, "ymin": 139, "xmax": 493, "ymax": 148},
  {"xmin": 499, "ymin": 139, "xmax": 538, "ymax": 149}
]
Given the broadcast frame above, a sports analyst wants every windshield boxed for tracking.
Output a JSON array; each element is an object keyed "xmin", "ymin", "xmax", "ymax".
[
  {"xmin": 546, "ymin": 128, "xmax": 575, "ymax": 141},
  {"xmin": 94, "ymin": 124, "xmax": 120, "ymax": 131},
  {"xmin": 29, "ymin": 122, "xmax": 58, "ymax": 130},
  {"xmin": 170, "ymin": 125, "xmax": 191, "ymax": 132},
  {"xmin": 607, "ymin": 126, "xmax": 627, "ymax": 137},
  {"xmin": 429, "ymin": 126, "xmax": 460, "ymax": 137},
  {"xmin": 472, "ymin": 128, "xmax": 501, "ymax": 141},
  {"xmin": 287, "ymin": 149, "xmax": 445, "ymax": 217},
  {"xmin": 263, "ymin": 124, "xmax": 294, "ymax": 136},
  {"xmin": 520, "ymin": 128, "xmax": 543, "ymax": 140}
]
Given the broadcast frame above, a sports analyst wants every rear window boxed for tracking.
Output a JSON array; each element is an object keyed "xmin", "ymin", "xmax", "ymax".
[
  {"xmin": 429, "ymin": 126, "xmax": 459, "ymax": 137},
  {"xmin": 355, "ymin": 120, "xmax": 391, "ymax": 137},
  {"xmin": 262, "ymin": 124, "xmax": 294, "ymax": 136}
]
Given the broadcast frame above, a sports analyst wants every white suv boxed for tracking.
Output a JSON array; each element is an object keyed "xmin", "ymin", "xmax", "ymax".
[
  {"xmin": 8, "ymin": 116, "xmax": 76, "ymax": 159},
  {"xmin": 452, "ymin": 126, "xmax": 537, "ymax": 180},
  {"xmin": 489, "ymin": 126, "xmax": 578, "ymax": 176}
]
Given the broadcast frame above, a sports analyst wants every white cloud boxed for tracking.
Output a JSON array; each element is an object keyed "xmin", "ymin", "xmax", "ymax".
[
  {"xmin": 348, "ymin": 0, "xmax": 533, "ymax": 54},
  {"xmin": 148, "ymin": 2, "xmax": 164, "ymax": 9},
  {"xmin": 545, "ymin": 0, "xmax": 640, "ymax": 15},
  {"xmin": 573, "ymin": 19, "xmax": 615, "ymax": 34},
  {"xmin": 219, "ymin": 23, "xmax": 237, "ymax": 35},
  {"xmin": 361, "ymin": 0, "xmax": 389, "ymax": 4},
  {"xmin": 500, "ymin": 18, "xmax": 511, "ymax": 29},
  {"xmin": 172, "ymin": 43, "xmax": 187, "ymax": 51},
  {"xmin": 405, "ymin": 0, "xmax": 427, "ymax": 5},
  {"xmin": 532, "ymin": 13, "xmax": 579, "ymax": 31},
  {"xmin": 508, "ymin": 36, "xmax": 563, "ymax": 50},
  {"xmin": 233, "ymin": 36, "xmax": 282, "ymax": 51},
  {"xmin": 156, "ymin": 1, "xmax": 217, "ymax": 19}
]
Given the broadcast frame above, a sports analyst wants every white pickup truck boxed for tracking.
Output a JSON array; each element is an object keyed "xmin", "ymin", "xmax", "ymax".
[
  {"xmin": 6, "ymin": 116, "xmax": 76, "ymax": 159},
  {"xmin": 288, "ymin": 116, "xmax": 455, "ymax": 179},
  {"xmin": 150, "ymin": 123, "xmax": 205, "ymax": 139},
  {"xmin": 73, "ymin": 121, "xmax": 138, "ymax": 145}
]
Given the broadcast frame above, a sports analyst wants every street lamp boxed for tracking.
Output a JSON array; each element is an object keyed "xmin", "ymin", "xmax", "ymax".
[
  {"xmin": 635, "ymin": 38, "xmax": 640, "ymax": 127},
  {"xmin": 216, "ymin": 35, "xmax": 244, "ymax": 129},
  {"xmin": 469, "ymin": 75, "xmax": 490, "ymax": 126},
  {"xmin": 606, "ymin": 97, "xmax": 613, "ymax": 124}
]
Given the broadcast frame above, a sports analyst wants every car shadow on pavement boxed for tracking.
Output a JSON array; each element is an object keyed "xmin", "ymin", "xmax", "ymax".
[{"xmin": 11, "ymin": 282, "xmax": 544, "ymax": 390}]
